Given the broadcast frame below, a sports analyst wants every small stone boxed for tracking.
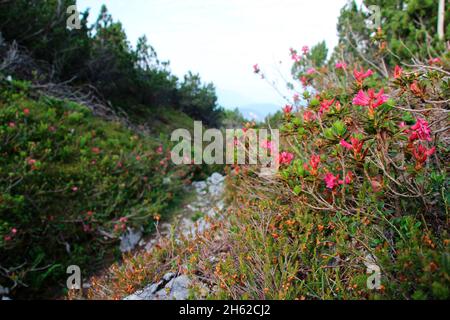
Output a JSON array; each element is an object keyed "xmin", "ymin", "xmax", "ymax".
[
  {"xmin": 120, "ymin": 227, "xmax": 143, "ymax": 253},
  {"xmin": 208, "ymin": 184, "xmax": 224, "ymax": 197},
  {"xmin": 208, "ymin": 172, "xmax": 225, "ymax": 185},
  {"xmin": 124, "ymin": 281, "xmax": 163, "ymax": 300},
  {"xmin": 82, "ymin": 283, "xmax": 91, "ymax": 289},
  {"xmin": 193, "ymin": 181, "xmax": 207, "ymax": 192},
  {"xmin": 208, "ymin": 256, "xmax": 218, "ymax": 263},
  {"xmin": 0, "ymin": 285, "xmax": 9, "ymax": 295},
  {"xmin": 163, "ymin": 272, "xmax": 176, "ymax": 282},
  {"xmin": 145, "ymin": 239, "xmax": 156, "ymax": 252},
  {"xmin": 153, "ymin": 275, "xmax": 191, "ymax": 300}
]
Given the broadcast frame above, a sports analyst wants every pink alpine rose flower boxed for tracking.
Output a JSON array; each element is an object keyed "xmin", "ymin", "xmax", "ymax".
[
  {"xmin": 428, "ymin": 57, "xmax": 441, "ymax": 65},
  {"xmin": 304, "ymin": 154, "xmax": 320, "ymax": 175},
  {"xmin": 352, "ymin": 89, "xmax": 388, "ymax": 115},
  {"xmin": 412, "ymin": 144, "xmax": 436, "ymax": 170},
  {"xmin": 353, "ymin": 67, "xmax": 374, "ymax": 85},
  {"xmin": 290, "ymin": 48, "xmax": 301, "ymax": 62},
  {"xmin": 302, "ymin": 46, "xmax": 309, "ymax": 55},
  {"xmin": 340, "ymin": 137, "xmax": 363, "ymax": 154},
  {"xmin": 324, "ymin": 173, "xmax": 340, "ymax": 190},
  {"xmin": 279, "ymin": 152, "xmax": 294, "ymax": 165},
  {"xmin": 303, "ymin": 110, "xmax": 316, "ymax": 122},
  {"xmin": 340, "ymin": 137, "xmax": 365, "ymax": 160},
  {"xmin": 340, "ymin": 139, "xmax": 353, "ymax": 150},
  {"xmin": 261, "ymin": 140, "xmax": 274, "ymax": 153},
  {"xmin": 283, "ymin": 105, "xmax": 293, "ymax": 115},
  {"xmin": 394, "ymin": 65, "xmax": 403, "ymax": 79},
  {"xmin": 335, "ymin": 61, "xmax": 347, "ymax": 70},
  {"xmin": 300, "ymin": 76, "xmax": 308, "ymax": 88},
  {"xmin": 409, "ymin": 117, "xmax": 432, "ymax": 142},
  {"xmin": 342, "ymin": 171, "xmax": 353, "ymax": 185},
  {"xmin": 306, "ymin": 68, "xmax": 316, "ymax": 75},
  {"xmin": 318, "ymin": 99, "xmax": 335, "ymax": 116}
]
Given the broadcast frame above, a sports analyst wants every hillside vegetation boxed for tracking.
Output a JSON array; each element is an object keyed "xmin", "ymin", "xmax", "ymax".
[
  {"xmin": 0, "ymin": 0, "xmax": 448, "ymax": 301},
  {"xmin": 0, "ymin": 78, "xmax": 200, "ymax": 298},
  {"xmin": 86, "ymin": 0, "xmax": 449, "ymax": 300},
  {"xmin": 0, "ymin": 0, "xmax": 234, "ymax": 299}
]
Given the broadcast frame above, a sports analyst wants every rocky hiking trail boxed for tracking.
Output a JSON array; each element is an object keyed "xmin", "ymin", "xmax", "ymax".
[{"xmin": 119, "ymin": 172, "xmax": 226, "ymax": 300}]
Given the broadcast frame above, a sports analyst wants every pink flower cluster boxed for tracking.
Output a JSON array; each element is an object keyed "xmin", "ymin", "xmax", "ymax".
[
  {"xmin": 429, "ymin": 57, "xmax": 441, "ymax": 65},
  {"xmin": 401, "ymin": 118, "xmax": 435, "ymax": 169},
  {"xmin": 353, "ymin": 67, "xmax": 373, "ymax": 85},
  {"xmin": 324, "ymin": 171, "xmax": 353, "ymax": 190},
  {"xmin": 283, "ymin": 105, "xmax": 293, "ymax": 115},
  {"xmin": 3, "ymin": 228, "xmax": 17, "ymax": 242},
  {"xmin": 340, "ymin": 137, "xmax": 364, "ymax": 159},
  {"xmin": 409, "ymin": 117, "xmax": 432, "ymax": 142},
  {"xmin": 262, "ymin": 140, "xmax": 274, "ymax": 153},
  {"xmin": 303, "ymin": 154, "xmax": 320, "ymax": 176},
  {"xmin": 412, "ymin": 144, "xmax": 435, "ymax": 168},
  {"xmin": 352, "ymin": 89, "xmax": 388, "ymax": 114},
  {"xmin": 306, "ymin": 68, "xmax": 316, "ymax": 75},
  {"xmin": 290, "ymin": 48, "xmax": 301, "ymax": 62},
  {"xmin": 319, "ymin": 99, "xmax": 335, "ymax": 116},
  {"xmin": 302, "ymin": 46, "xmax": 309, "ymax": 56},
  {"xmin": 335, "ymin": 61, "xmax": 347, "ymax": 70},
  {"xmin": 279, "ymin": 152, "xmax": 294, "ymax": 165},
  {"xmin": 114, "ymin": 217, "xmax": 128, "ymax": 232},
  {"xmin": 394, "ymin": 65, "xmax": 403, "ymax": 79},
  {"xmin": 303, "ymin": 110, "xmax": 316, "ymax": 122}
]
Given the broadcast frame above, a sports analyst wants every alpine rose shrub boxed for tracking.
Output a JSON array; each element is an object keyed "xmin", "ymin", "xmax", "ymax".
[
  {"xmin": 217, "ymin": 49, "xmax": 449, "ymax": 300},
  {"xmin": 276, "ymin": 50, "xmax": 449, "ymax": 298}
]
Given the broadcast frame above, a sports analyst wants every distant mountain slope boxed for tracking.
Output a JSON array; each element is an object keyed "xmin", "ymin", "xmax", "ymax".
[{"xmin": 238, "ymin": 103, "xmax": 280, "ymax": 122}]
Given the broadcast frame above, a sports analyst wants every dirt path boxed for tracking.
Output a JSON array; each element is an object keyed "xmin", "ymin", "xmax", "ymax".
[{"xmin": 122, "ymin": 172, "xmax": 225, "ymax": 300}]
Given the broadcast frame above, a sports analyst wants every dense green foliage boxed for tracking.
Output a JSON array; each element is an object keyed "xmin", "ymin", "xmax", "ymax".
[
  {"xmin": 0, "ymin": 1, "xmax": 237, "ymax": 299},
  {"xmin": 87, "ymin": 0, "xmax": 449, "ymax": 301},
  {"xmin": 0, "ymin": 0, "xmax": 447, "ymax": 301},
  {"xmin": 0, "ymin": 0, "xmax": 224, "ymax": 127},
  {"xmin": 333, "ymin": 0, "xmax": 449, "ymax": 70},
  {"xmin": 286, "ymin": 0, "xmax": 450, "ymax": 78},
  {"xmin": 0, "ymin": 78, "xmax": 195, "ymax": 298},
  {"xmin": 211, "ymin": 1, "xmax": 450, "ymax": 300}
]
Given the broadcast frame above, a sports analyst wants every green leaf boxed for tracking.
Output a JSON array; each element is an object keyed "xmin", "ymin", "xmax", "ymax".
[
  {"xmin": 324, "ymin": 128, "xmax": 334, "ymax": 140},
  {"xmin": 331, "ymin": 120, "xmax": 347, "ymax": 137},
  {"xmin": 310, "ymin": 98, "xmax": 320, "ymax": 107}
]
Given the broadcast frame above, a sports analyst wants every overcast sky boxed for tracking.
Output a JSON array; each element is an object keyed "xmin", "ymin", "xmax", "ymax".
[{"xmin": 77, "ymin": 0, "xmax": 354, "ymax": 114}]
